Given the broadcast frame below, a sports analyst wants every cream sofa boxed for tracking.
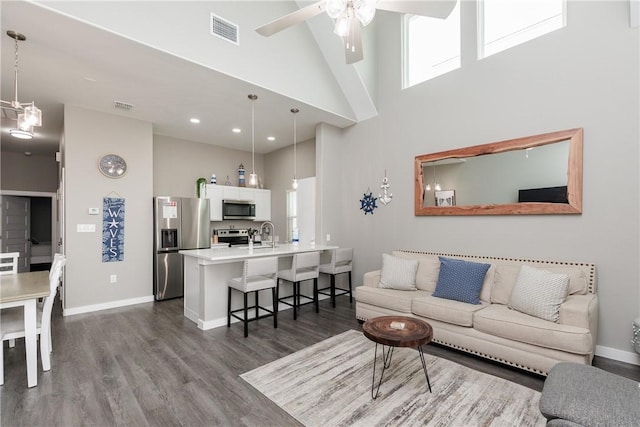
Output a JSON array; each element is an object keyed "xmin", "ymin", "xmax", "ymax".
[{"xmin": 355, "ymin": 250, "xmax": 598, "ymax": 376}]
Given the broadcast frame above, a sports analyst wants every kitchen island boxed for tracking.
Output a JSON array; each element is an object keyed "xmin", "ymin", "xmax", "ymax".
[{"xmin": 180, "ymin": 243, "xmax": 337, "ymax": 330}]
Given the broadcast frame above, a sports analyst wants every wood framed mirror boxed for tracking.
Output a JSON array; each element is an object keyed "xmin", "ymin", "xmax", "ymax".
[{"xmin": 414, "ymin": 128, "xmax": 583, "ymax": 215}]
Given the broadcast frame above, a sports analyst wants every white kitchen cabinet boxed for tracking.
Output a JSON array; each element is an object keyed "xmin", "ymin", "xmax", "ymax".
[
  {"xmin": 253, "ymin": 188, "xmax": 271, "ymax": 221},
  {"xmin": 222, "ymin": 186, "xmax": 240, "ymax": 201},
  {"xmin": 206, "ymin": 185, "xmax": 224, "ymax": 221},
  {"xmin": 237, "ymin": 187, "xmax": 254, "ymax": 202}
]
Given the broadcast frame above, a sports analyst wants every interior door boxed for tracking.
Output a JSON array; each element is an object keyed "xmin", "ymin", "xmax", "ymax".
[{"xmin": 0, "ymin": 195, "xmax": 31, "ymax": 272}]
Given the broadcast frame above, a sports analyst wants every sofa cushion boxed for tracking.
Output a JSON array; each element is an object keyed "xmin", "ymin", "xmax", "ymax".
[
  {"xmin": 412, "ymin": 295, "xmax": 489, "ymax": 327},
  {"xmin": 509, "ymin": 265, "xmax": 570, "ymax": 322},
  {"xmin": 378, "ymin": 253, "xmax": 419, "ymax": 291},
  {"xmin": 433, "ymin": 257, "xmax": 491, "ymax": 305},
  {"xmin": 492, "ymin": 264, "xmax": 588, "ymax": 305},
  {"xmin": 355, "ymin": 286, "xmax": 431, "ymax": 314},
  {"xmin": 474, "ymin": 305, "xmax": 593, "ymax": 355},
  {"xmin": 391, "ymin": 251, "xmax": 440, "ymax": 292}
]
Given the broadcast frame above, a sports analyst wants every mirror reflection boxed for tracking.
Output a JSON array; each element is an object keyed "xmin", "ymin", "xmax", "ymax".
[
  {"xmin": 421, "ymin": 141, "xmax": 570, "ymax": 207},
  {"xmin": 414, "ymin": 128, "xmax": 583, "ymax": 216}
]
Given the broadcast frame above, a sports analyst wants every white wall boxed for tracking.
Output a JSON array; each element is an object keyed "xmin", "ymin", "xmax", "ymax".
[
  {"xmin": 153, "ymin": 134, "xmax": 265, "ymax": 197},
  {"xmin": 318, "ymin": 1, "xmax": 639, "ymax": 361},
  {"xmin": 63, "ymin": 106, "xmax": 153, "ymax": 312}
]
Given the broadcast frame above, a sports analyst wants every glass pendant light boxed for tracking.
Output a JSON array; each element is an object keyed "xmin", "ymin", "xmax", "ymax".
[
  {"xmin": 291, "ymin": 108, "xmax": 299, "ymax": 190},
  {"xmin": 248, "ymin": 94, "xmax": 258, "ymax": 187}
]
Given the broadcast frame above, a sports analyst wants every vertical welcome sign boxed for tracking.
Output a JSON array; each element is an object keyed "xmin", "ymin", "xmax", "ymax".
[{"xmin": 102, "ymin": 197, "xmax": 125, "ymax": 262}]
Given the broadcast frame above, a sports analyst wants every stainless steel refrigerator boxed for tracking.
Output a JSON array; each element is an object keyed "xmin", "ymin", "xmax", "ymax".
[{"xmin": 153, "ymin": 196, "xmax": 210, "ymax": 300}]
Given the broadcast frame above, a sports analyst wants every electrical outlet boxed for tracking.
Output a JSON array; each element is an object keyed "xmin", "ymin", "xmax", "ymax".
[
  {"xmin": 110, "ymin": 274, "xmax": 117, "ymax": 283},
  {"xmin": 326, "ymin": 234, "xmax": 331, "ymax": 242}
]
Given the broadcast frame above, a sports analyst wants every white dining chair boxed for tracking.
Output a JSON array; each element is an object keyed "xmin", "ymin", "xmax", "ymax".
[
  {"xmin": 227, "ymin": 256, "xmax": 279, "ymax": 337},
  {"xmin": 0, "ymin": 252, "xmax": 19, "ymax": 275},
  {"xmin": 278, "ymin": 251, "xmax": 320, "ymax": 320},
  {"xmin": 0, "ymin": 255, "xmax": 66, "ymax": 385},
  {"xmin": 318, "ymin": 248, "xmax": 353, "ymax": 308},
  {"xmin": 8, "ymin": 254, "xmax": 66, "ymax": 350}
]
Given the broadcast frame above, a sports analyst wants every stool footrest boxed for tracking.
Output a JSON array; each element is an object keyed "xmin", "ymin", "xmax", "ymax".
[{"xmin": 230, "ymin": 305, "xmax": 275, "ymax": 323}]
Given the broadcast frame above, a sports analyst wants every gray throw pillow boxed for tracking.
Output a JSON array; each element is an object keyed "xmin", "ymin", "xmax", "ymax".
[
  {"xmin": 509, "ymin": 265, "xmax": 570, "ymax": 322},
  {"xmin": 378, "ymin": 253, "xmax": 419, "ymax": 291}
]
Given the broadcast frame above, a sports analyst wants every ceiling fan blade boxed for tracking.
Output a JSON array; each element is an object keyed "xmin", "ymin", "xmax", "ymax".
[
  {"xmin": 376, "ymin": 0, "xmax": 457, "ymax": 19},
  {"xmin": 255, "ymin": 0, "xmax": 326, "ymax": 36},
  {"xmin": 343, "ymin": 20, "xmax": 364, "ymax": 64}
]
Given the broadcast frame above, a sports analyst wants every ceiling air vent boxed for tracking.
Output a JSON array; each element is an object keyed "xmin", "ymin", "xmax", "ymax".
[
  {"xmin": 114, "ymin": 100, "xmax": 134, "ymax": 111},
  {"xmin": 211, "ymin": 13, "xmax": 239, "ymax": 45}
]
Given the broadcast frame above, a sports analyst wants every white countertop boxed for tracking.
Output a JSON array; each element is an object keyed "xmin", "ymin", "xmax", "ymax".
[{"xmin": 180, "ymin": 243, "xmax": 337, "ymax": 262}]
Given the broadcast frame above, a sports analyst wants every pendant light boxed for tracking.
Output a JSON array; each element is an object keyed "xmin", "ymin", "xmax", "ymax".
[
  {"xmin": 248, "ymin": 94, "xmax": 258, "ymax": 187},
  {"xmin": 1, "ymin": 31, "xmax": 42, "ymax": 140},
  {"xmin": 291, "ymin": 108, "xmax": 299, "ymax": 189}
]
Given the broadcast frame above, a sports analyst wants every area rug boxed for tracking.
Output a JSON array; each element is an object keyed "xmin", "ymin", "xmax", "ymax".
[{"xmin": 241, "ymin": 329, "xmax": 546, "ymax": 427}]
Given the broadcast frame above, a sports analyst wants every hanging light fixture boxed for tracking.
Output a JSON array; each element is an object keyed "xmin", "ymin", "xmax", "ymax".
[
  {"xmin": 1, "ymin": 31, "xmax": 42, "ymax": 140},
  {"xmin": 425, "ymin": 163, "xmax": 441, "ymax": 192},
  {"xmin": 291, "ymin": 108, "xmax": 299, "ymax": 190},
  {"xmin": 248, "ymin": 94, "xmax": 258, "ymax": 187},
  {"xmin": 326, "ymin": 0, "xmax": 377, "ymax": 37}
]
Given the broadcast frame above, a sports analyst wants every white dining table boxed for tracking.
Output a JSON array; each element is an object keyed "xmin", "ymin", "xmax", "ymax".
[{"xmin": 0, "ymin": 271, "xmax": 50, "ymax": 387}]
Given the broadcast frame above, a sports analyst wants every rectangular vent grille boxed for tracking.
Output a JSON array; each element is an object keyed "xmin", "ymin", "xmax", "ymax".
[
  {"xmin": 114, "ymin": 101, "xmax": 134, "ymax": 111},
  {"xmin": 211, "ymin": 13, "xmax": 239, "ymax": 45}
]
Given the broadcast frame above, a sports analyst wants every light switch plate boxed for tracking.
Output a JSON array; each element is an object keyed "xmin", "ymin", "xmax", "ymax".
[
  {"xmin": 77, "ymin": 224, "xmax": 96, "ymax": 233},
  {"xmin": 88, "ymin": 207, "xmax": 99, "ymax": 215}
]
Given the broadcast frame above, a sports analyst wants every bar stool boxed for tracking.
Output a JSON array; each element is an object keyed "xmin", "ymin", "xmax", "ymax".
[
  {"xmin": 318, "ymin": 248, "xmax": 353, "ymax": 307},
  {"xmin": 227, "ymin": 256, "xmax": 278, "ymax": 337},
  {"xmin": 278, "ymin": 251, "xmax": 320, "ymax": 320}
]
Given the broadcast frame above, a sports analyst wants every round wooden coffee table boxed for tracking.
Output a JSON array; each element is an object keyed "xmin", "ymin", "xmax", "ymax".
[{"xmin": 362, "ymin": 316, "xmax": 433, "ymax": 399}]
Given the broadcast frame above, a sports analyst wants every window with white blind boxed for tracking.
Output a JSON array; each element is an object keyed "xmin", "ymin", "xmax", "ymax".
[
  {"xmin": 286, "ymin": 190, "xmax": 297, "ymax": 243},
  {"xmin": 478, "ymin": 0, "xmax": 566, "ymax": 59}
]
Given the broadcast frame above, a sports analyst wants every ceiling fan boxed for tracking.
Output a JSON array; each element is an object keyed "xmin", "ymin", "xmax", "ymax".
[{"xmin": 255, "ymin": 0, "xmax": 457, "ymax": 64}]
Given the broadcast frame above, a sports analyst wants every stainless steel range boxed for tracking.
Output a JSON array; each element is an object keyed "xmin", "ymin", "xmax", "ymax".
[{"xmin": 217, "ymin": 229, "xmax": 249, "ymax": 246}]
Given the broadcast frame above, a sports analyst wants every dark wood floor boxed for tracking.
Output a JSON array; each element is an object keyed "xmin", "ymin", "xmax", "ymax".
[{"xmin": 1, "ymin": 297, "xmax": 638, "ymax": 426}]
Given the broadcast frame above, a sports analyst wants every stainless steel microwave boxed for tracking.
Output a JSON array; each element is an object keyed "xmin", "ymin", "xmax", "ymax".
[{"xmin": 222, "ymin": 199, "xmax": 256, "ymax": 220}]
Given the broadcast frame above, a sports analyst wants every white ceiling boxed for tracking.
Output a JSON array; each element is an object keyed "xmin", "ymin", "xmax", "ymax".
[{"xmin": 0, "ymin": 1, "xmax": 366, "ymax": 156}]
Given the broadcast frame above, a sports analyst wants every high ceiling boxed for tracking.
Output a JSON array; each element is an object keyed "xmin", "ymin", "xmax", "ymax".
[{"xmin": 0, "ymin": 1, "xmax": 363, "ymax": 156}]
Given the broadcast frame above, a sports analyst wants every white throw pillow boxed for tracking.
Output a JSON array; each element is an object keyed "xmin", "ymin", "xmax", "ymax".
[
  {"xmin": 509, "ymin": 265, "xmax": 570, "ymax": 322},
  {"xmin": 378, "ymin": 254, "xmax": 419, "ymax": 291}
]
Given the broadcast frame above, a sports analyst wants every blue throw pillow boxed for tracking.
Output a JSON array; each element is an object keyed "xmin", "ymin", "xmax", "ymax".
[{"xmin": 433, "ymin": 257, "xmax": 491, "ymax": 304}]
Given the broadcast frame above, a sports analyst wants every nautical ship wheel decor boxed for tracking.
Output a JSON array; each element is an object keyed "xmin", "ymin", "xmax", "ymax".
[{"xmin": 360, "ymin": 189, "xmax": 377, "ymax": 215}]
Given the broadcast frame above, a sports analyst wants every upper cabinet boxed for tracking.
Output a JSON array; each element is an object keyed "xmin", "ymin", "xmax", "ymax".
[
  {"xmin": 205, "ymin": 185, "xmax": 271, "ymax": 221},
  {"xmin": 253, "ymin": 188, "xmax": 272, "ymax": 222}
]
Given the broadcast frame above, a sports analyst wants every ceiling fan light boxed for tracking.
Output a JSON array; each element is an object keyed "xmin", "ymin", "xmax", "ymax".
[
  {"xmin": 10, "ymin": 127, "xmax": 33, "ymax": 139},
  {"xmin": 355, "ymin": 2, "xmax": 376, "ymax": 26},
  {"xmin": 334, "ymin": 14, "xmax": 352, "ymax": 36},
  {"xmin": 326, "ymin": 0, "xmax": 347, "ymax": 19}
]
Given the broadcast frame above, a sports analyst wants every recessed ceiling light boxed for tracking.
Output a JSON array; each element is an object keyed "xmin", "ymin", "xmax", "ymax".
[
  {"xmin": 83, "ymin": 77, "xmax": 97, "ymax": 82},
  {"xmin": 190, "ymin": 118, "xmax": 200, "ymax": 124},
  {"xmin": 267, "ymin": 136, "xmax": 275, "ymax": 141},
  {"xmin": 232, "ymin": 128, "xmax": 241, "ymax": 133}
]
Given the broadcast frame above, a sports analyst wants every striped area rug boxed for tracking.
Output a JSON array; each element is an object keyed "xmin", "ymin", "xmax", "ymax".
[{"xmin": 241, "ymin": 329, "xmax": 546, "ymax": 427}]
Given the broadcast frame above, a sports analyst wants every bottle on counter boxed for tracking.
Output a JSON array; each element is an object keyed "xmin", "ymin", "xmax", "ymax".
[{"xmin": 292, "ymin": 228, "xmax": 299, "ymax": 245}]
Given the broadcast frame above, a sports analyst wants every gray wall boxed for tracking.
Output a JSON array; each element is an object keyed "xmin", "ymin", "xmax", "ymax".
[
  {"xmin": 318, "ymin": 1, "xmax": 639, "ymax": 360},
  {"xmin": 264, "ymin": 138, "xmax": 316, "ymax": 240},
  {"xmin": 0, "ymin": 151, "xmax": 58, "ymax": 192},
  {"xmin": 153, "ymin": 134, "xmax": 265, "ymax": 197},
  {"xmin": 64, "ymin": 106, "xmax": 153, "ymax": 311}
]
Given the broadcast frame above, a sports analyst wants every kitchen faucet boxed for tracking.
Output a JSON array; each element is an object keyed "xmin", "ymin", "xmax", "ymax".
[{"xmin": 259, "ymin": 221, "xmax": 276, "ymax": 247}]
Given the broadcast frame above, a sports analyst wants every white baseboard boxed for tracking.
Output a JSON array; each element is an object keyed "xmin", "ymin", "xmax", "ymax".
[
  {"xmin": 63, "ymin": 295, "xmax": 155, "ymax": 316},
  {"xmin": 595, "ymin": 345, "xmax": 640, "ymax": 365}
]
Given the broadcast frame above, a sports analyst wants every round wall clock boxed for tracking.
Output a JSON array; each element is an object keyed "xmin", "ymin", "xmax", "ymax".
[{"xmin": 99, "ymin": 154, "xmax": 127, "ymax": 178}]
